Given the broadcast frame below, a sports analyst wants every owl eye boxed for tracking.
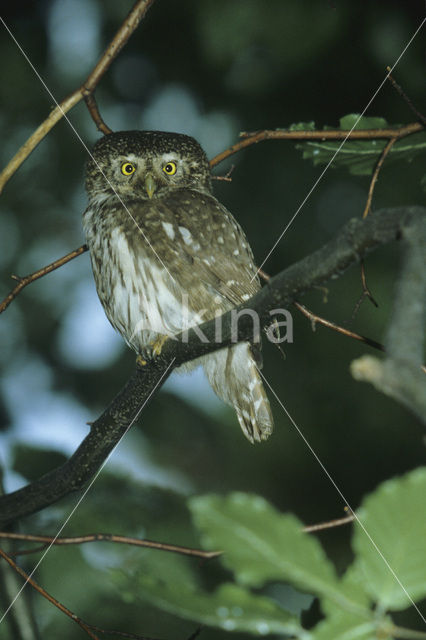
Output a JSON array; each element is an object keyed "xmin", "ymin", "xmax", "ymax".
[
  {"xmin": 121, "ymin": 162, "xmax": 136, "ymax": 176},
  {"xmin": 163, "ymin": 162, "xmax": 177, "ymax": 175}
]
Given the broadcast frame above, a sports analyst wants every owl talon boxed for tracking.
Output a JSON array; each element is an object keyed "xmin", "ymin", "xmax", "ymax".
[
  {"xmin": 136, "ymin": 336, "xmax": 168, "ymax": 366},
  {"xmin": 136, "ymin": 355, "xmax": 148, "ymax": 367},
  {"xmin": 151, "ymin": 334, "xmax": 168, "ymax": 357}
]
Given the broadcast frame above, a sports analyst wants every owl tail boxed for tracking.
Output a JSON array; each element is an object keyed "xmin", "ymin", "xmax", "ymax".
[{"xmin": 203, "ymin": 342, "xmax": 273, "ymax": 443}]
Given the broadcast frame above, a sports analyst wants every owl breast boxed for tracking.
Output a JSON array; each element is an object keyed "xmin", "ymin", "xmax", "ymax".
[{"xmin": 83, "ymin": 199, "xmax": 206, "ymax": 355}]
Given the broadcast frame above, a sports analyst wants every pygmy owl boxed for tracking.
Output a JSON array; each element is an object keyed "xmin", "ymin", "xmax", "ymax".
[{"xmin": 83, "ymin": 130, "xmax": 273, "ymax": 443}]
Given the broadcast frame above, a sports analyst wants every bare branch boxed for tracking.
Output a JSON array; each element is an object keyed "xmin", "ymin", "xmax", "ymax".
[
  {"xmin": 0, "ymin": 0, "xmax": 156, "ymax": 193},
  {"xmin": 0, "ymin": 531, "xmax": 220, "ymax": 560},
  {"xmin": 83, "ymin": 93, "xmax": 112, "ymax": 135},
  {"xmin": 209, "ymin": 122, "xmax": 423, "ymax": 167},
  {"xmin": 386, "ymin": 67, "xmax": 426, "ymax": 126},
  {"xmin": 0, "ymin": 206, "xmax": 423, "ymax": 528},
  {"xmin": 362, "ymin": 138, "xmax": 397, "ymax": 219},
  {"xmin": 351, "ymin": 260, "xmax": 379, "ymax": 321},
  {"xmin": 293, "ymin": 301, "xmax": 384, "ymax": 353},
  {"xmin": 0, "ymin": 547, "xmax": 100, "ymax": 639},
  {"xmin": 0, "ymin": 546, "xmax": 160, "ymax": 639},
  {"xmin": 0, "ymin": 245, "xmax": 88, "ymax": 314},
  {"xmin": 260, "ymin": 270, "xmax": 384, "ymax": 352},
  {"xmin": 303, "ymin": 512, "xmax": 355, "ymax": 533}
]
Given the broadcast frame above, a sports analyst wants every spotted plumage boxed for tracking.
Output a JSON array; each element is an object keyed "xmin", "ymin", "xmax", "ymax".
[{"xmin": 83, "ymin": 130, "xmax": 273, "ymax": 442}]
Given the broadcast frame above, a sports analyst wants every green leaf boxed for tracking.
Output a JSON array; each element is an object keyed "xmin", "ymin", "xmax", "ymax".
[
  {"xmin": 321, "ymin": 563, "xmax": 372, "ymax": 619},
  {"xmin": 295, "ymin": 113, "xmax": 426, "ymax": 176},
  {"xmin": 311, "ymin": 610, "xmax": 381, "ymax": 640},
  {"xmin": 135, "ymin": 577, "xmax": 304, "ymax": 637},
  {"xmin": 288, "ymin": 121, "xmax": 316, "ymax": 132},
  {"xmin": 339, "ymin": 114, "xmax": 389, "ymax": 130},
  {"xmin": 352, "ymin": 467, "xmax": 426, "ymax": 610},
  {"xmin": 189, "ymin": 493, "xmax": 357, "ymax": 610}
]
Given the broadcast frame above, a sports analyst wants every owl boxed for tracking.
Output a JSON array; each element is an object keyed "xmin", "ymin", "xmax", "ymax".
[{"xmin": 83, "ymin": 130, "xmax": 273, "ymax": 443}]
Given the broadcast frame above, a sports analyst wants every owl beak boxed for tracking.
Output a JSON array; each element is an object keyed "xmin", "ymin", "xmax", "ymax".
[{"xmin": 144, "ymin": 173, "xmax": 156, "ymax": 199}]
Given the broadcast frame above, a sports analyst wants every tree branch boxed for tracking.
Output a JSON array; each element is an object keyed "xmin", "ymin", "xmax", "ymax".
[
  {"xmin": 0, "ymin": 531, "xmax": 220, "ymax": 560},
  {"xmin": 351, "ymin": 213, "xmax": 426, "ymax": 421},
  {"xmin": 259, "ymin": 271, "xmax": 384, "ymax": 352},
  {"xmin": 0, "ymin": 245, "xmax": 88, "ymax": 314},
  {"xmin": 293, "ymin": 301, "xmax": 384, "ymax": 352},
  {"xmin": 386, "ymin": 67, "xmax": 426, "ymax": 126},
  {"xmin": 302, "ymin": 512, "xmax": 355, "ymax": 533},
  {"xmin": 0, "ymin": 0, "xmax": 156, "ymax": 193},
  {"xmin": 362, "ymin": 138, "xmax": 397, "ymax": 219},
  {"xmin": 0, "ymin": 205, "xmax": 423, "ymax": 528},
  {"xmin": 0, "ymin": 547, "xmax": 100, "ymax": 639},
  {"xmin": 83, "ymin": 93, "xmax": 112, "ymax": 135},
  {"xmin": 209, "ymin": 122, "xmax": 423, "ymax": 167}
]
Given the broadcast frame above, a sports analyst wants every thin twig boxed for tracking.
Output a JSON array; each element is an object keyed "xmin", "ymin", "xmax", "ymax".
[
  {"xmin": 0, "ymin": 245, "xmax": 88, "ymax": 314},
  {"xmin": 362, "ymin": 138, "xmax": 397, "ymax": 219},
  {"xmin": 386, "ymin": 67, "xmax": 426, "ymax": 126},
  {"xmin": 83, "ymin": 93, "xmax": 112, "ymax": 135},
  {"xmin": 259, "ymin": 269, "xmax": 384, "ymax": 353},
  {"xmin": 0, "ymin": 0, "xmax": 156, "ymax": 194},
  {"xmin": 209, "ymin": 122, "xmax": 423, "ymax": 167},
  {"xmin": 351, "ymin": 261, "xmax": 379, "ymax": 321},
  {"xmin": 358, "ymin": 133, "xmax": 396, "ymax": 319},
  {"xmin": 0, "ymin": 547, "xmax": 100, "ymax": 639},
  {"xmin": 303, "ymin": 513, "xmax": 355, "ymax": 533},
  {"xmin": 0, "ymin": 531, "xmax": 221, "ymax": 560},
  {"xmin": 211, "ymin": 164, "xmax": 235, "ymax": 182},
  {"xmin": 360, "ymin": 260, "xmax": 378, "ymax": 307},
  {"xmin": 293, "ymin": 301, "xmax": 384, "ymax": 352}
]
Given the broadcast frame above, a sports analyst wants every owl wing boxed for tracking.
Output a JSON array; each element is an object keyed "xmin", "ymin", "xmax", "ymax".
[{"xmin": 160, "ymin": 189, "xmax": 261, "ymax": 308}]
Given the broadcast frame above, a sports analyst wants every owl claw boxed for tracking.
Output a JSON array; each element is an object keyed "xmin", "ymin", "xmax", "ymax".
[
  {"xmin": 151, "ymin": 334, "xmax": 168, "ymax": 357},
  {"xmin": 136, "ymin": 336, "xmax": 168, "ymax": 366}
]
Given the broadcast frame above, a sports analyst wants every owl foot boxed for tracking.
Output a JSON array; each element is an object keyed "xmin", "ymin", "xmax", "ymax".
[
  {"xmin": 137, "ymin": 336, "xmax": 169, "ymax": 366},
  {"xmin": 150, "ymin": 334, "xmax": 168, "ymax": 357}
]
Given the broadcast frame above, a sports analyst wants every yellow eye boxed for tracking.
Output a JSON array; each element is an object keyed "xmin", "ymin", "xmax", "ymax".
[
  {"xmin": 121, "ymin": 162, "xmax": 135, "ymax": 176},
  {"xmin": 163, "ymin": 162, "xmax": 177, "ymax": 175}
]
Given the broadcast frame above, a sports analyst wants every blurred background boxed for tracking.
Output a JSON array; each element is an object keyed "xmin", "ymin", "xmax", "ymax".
[{"xmin": 0, "ymin": 1, "xmax": 425, "ymax": 638}]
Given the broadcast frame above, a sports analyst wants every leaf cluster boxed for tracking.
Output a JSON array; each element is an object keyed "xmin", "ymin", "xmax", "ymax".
[
  {"xmin": 119, "ymin": 468, "xmax": 426, "ymax": 639},
  {"xmin": 295, "ymin": 114, "xmax": 426, "ymax": 177}
]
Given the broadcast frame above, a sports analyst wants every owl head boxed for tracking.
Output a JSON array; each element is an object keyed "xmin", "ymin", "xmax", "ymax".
[{"xmin": 85, "ymin": 130, "xmax": 212, "ymax": 202}]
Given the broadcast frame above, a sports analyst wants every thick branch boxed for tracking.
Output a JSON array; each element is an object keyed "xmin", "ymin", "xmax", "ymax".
[
  {"xmin": 155, "ymin": 206, "xmax": 423, "ymax": 364},
  {"xmin": 0, "ymin": 206, "xmax": 423, "ymax": 528},
  {"xmin": 351, "ymin": 214, "xmax": 426, "ymax": 421}
]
